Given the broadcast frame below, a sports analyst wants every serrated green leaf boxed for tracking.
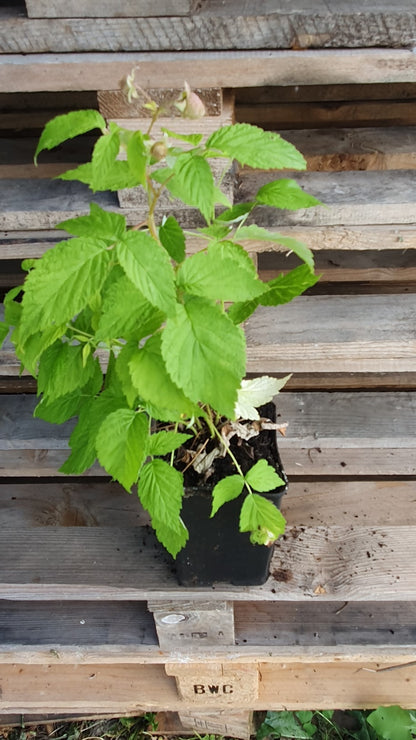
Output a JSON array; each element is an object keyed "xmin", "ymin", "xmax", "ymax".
[
  {"xmin": 138, "ymin": 459, "xmax": 187, "ymax": 557},
  {"xmin": 165, "ymin": 152, "xmax": 215, "ymax": 223},
  {"xmin": 60, "ymin": 388, "xmax": 126, "ymax": 474},
  {"xmin": 260, "ymin": 264, "xmax": 320, "ymax": 306},
  {"xmin": 96, "ymin": 408, "xmax": 148, "ymax": 491},
  {"xmin": 245, "ymin": 459, "xmax": 285, "ymax": 492},
  {"xmin": 58, "ymin": 162, "xmax": 94, "ymax": 185},
  {"xmin": 90, "ymin": 123, "xmax": 121, "ymax": 191},
  {"xmin": 129, "ymin": 333, "xmax": 197, "ymax": 422},
  {"xmin": 236, "ymin": 224, "xmax": 314, "ymax": 270},
  {"xmin": 367, "ymin": 707, "xmax": 416, "ymax": 740},
  {"xmin": 37, "ymin": 341, "xmax": 99, "ymax": 400},
  {"xmin": 162, "ymin": 297, "xmax": 246, "ymax": 418},
  {"xmin": 161, "ymin": 128, "xmax": 203, "ymax": 146},
  {"xmin": 206, "ymin": 124, "xmax": 306, "ymax": 170},
  {"xmin": 256, "ymin": 179, "xmax": 323, "ymax": 210},
  {"xmin": 211, "ymin": 475, "xmax": 245, "ymax": 518},
  {"xmin": 57, "ymin": 203, "xmax": 126, "ymax": 242},
  {"xmin": 127, "ymin": 129, "xmax": 147, "ymax": 187},
  {"xmin": 216, "ymin": 202, "xmax": 255, "ymax": 223},
  {"xmin": 213, "ymin": 185, "xmax": 232, "ymax": 208},
  {"xmin": 14, "ymin": 324, "xmax": 67, "ymax": 377},
  {"xmin": 35, "ymin": 109, "xmax": 106, "ymax": 163},
  {"xmin": 0, "ymin": 321, "xmax": 9, "ymax": 347},
  {"xmin": 19, "ymin": 237, "xmax": 110, "ymax": 342},
  {"xmin": 235, "ymin": 375, "xmax": 291, "ymax": 420},
  {"xmin": 228, "ymin": 264, "xmax": 319, "ymax": 325},
  {"xmin": 114, "ymin": 342, "xmax": 141, "ymax": 409},
  {"xmin": 21, "ymin": 258, "xmax": 37, "ymax": 272},
  {"xmin": 147, "ymin": 430, "xmax": 192, "ymax": 456},
  {"xmin": 177, "ymin": 240, "xmax": 264, "ymax": 302},
  {"xmin": 198, "ymin": 223, "xmax": 231, "ymax": 240},
  {"xmin": 159, "ymin": 216, "xmax": 186, "ymax": 263},
  {"xmin": 117, "ymin": 230, "xmax": 177, "ymax": 316},
  {"xmin": 240, "ymin": 492, "xmax": 286, "ymax": 545},
  {"xmin": 34, "ymin": 361, "xmax": 102, "ymax": 423},
  {"xmin": 96, "ymin": 274, "xmax": 165, "ymax": 343},
  {"xmin": 260, "ymin": 711, "xmax": 314, "ymax": 739}
]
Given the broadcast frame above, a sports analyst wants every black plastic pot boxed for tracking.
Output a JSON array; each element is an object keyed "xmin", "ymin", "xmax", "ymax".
[{"xmin": 175, "ymin": 403, "xmax": 288, "ymax": 587}]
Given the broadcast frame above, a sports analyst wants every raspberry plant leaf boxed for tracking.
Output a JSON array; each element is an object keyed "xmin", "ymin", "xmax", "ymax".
[
  {"xmin": 245, "ymin": 459, "xmax": 285, "ymax": 492},
  {"xmin": 206, "ymin": 123, "xmax": 306, "ymax": 170},
  {"xmin": 147, "ymin": 431, "xmax": 192, "ymax": 456},
  {"xmin": 159, "ymin": 215, "xmax": 186, "ymax": 263},
  {"xmin": 35, "ymin": 109, "xmax": 106, "ymax": 163},
  {"xmin": 96, "ymin": 408, "xmax": 149, "ymax": 491},
  {"xmin": 162, "ymin": 297, "xmax": 246, "ymax": 418},
  {"xmin": 240, "ymin": 493, "xmax": 286, "ymax": 545},
  {"xmin": 116, "ymin": 230, "xmax": 177, "ymax": 316},
  {"xmin": 96, "ymin": 274, "xmax": 165, "ymax": 343},
  {"xmin": 236, "ymin": 224, "xmax": 314, "ymax": 270},
  {"xmin": 256, "ymin": 178, "xmax": 323, "ymax": 210},
  {"xmin": 165, "ymin": 151, "xmax": 215, "ymax": 223},
  {"xmin": 138, "ymin": 459, "xmax": 188, "ymax": 558},
  {"xmin": 58, "ymin": 203, "xmax": 126, "ymax": 242},
  {"xmin": 211, "ymin": 475, "xmax": 245, "ymax": 518}
]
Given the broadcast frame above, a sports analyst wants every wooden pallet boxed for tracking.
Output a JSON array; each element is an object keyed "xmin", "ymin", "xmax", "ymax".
[{"xmin": 0, "ymin": 48, "xmax": 416, "ymax": 733}]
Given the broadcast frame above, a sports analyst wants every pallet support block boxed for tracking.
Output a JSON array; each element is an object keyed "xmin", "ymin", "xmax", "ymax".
[
  {"xmin": 165, "ymin": 663, "xmax": 259, "ymax": 707},
  {"xmin": 147, "ymin": 600, "xmax": 235, "ymax": 649},
  {"xmin": 178, "ymin": 709, "xmax": 256, "ymax": 740}
]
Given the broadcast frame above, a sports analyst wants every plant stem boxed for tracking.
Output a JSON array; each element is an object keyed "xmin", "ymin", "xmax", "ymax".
[{"xmin": 205, "ymin": 414, "xmax": 253, "ymax": 495}]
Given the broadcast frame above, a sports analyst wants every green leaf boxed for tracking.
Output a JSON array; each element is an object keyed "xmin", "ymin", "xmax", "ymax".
[
  {"xmin": 235, "ymin": 375, "xmax": 291, "ymax": 420},
  {"xmin": 260, "ymin": 264, "xmax": 320, "ymax": 306},
  {"xmin": 236, "ymin": 224, "xmax": 314, "ymax": 270},
  {"xmin": 138, "ymin": 459, "xmax": 188, "ymax": 557},
  {"xmin": 206, "ymin": 124, "xmax": 306, "ymax": 170},
  {"xmin": 129, "ymin": 333, "xmax": 198, "ymax": 422},
  {"xmin": 57, "ymin": 203, "xmax": 126, "ymax": 242},
  {"xmin": 245, "ymin": 459, "xmax": 285, "ymax": 492},
  {"xmin": 240, "ymin": 493, "xmax": 286, "ymax": 545},
  {"xmin": 211, "ymin": 475, "xmax": 245, "ymax": 517},
  {"xmin": 90, "ymin": 123, "xmax": 121, "ymax": 191},
  {"xmin": 37, "ymin": 341, "xmax": 99, "ymax": 399},
  {"xmin": 35, "ymin": 109, "xmax": 106, "ymax": 163},
  {"xmin": 162, "ymin": 297, "xmax": 246, "ymax": 418},
  {"xmin": 20, "ymin": 237, "xmax": 110, "ymax": 342},
  {"xmin": 159, "ymin": 216, "xmax": 186, "ymax": 263},
  {"xmin": 177, "ymin": 240, "xmax": 265, "ymax": 302},
  {"xmin": 114, "ymin": 341, "xmax": 141, "ymax": 409},
  {"xmin": 127, "ymin": 130, "xmax": 147, "ymax": 187},
  {"xmin": 216, "ymin": 202, "xmax": 255, "ymax": 223},
  {"xmin": 198, "ymin": 223, "xmax": 231, "ymax": 240},
  {"xmin": 165, "ymin": 152, "xmax": 215, "ymax": 223},
  {"xmin": 213, "ymin": 185, "xmax": 232, "ymax": 208},
  {"xmin": 161, "ymin": 128, "xmax": 203, "ymax": 146},
  {"xmin": 116, "ymin": 230, "xmax": 177, "ymax": 316},
  {"xmin": 256, "ymin": 179, "xmax": 323, "ymax": 210},
  {"xmin": 96, "ymin": 409, "xmax": 148, "ymax": 491},
  {"xmin": 96, "ymin": 274, "xmax": 165, "ymax": 342},
  {"xmin": 60, "ymin": 388, "xmax": 127, "ymax": 475},
  {"xmin": 259, "ymin": 711, "xmax": 314, "ymax": 739},
  {"xmin": 0, "ymin": 321, "xmax": 9, "ymax": 347},
  {"xmin": 34, "ymin": 362, "xmax": 102, "ymax": 423},
  {"xmin": 14, "ymin": 324, "xmax": 67, "ymax": 376},
  {"xmin": 367, "ymin": 707, "xmax": 416, "ymax": 740},
  {"xmin": 147, "ymin": 430, "xmax": 192, "ymax": 456},
  {"xmin": 228, "ymin": 264, "xmax": 319, "ymax": 325},
  {"xmin": 58, "ymin": 162, "xmax": 93, "ymax": 185}
]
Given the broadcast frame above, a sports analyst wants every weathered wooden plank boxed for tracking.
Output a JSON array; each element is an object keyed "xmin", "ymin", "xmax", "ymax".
[
  {"xmin": 235, "ymin": 82, "xmax": 416, "ymax": 105},
  {"xmin": 281, "ymin": 127, "xmax": 416, "ymax": 171},
  {"xmin": 237, "ymin": 101, "xmax": 416, "ymax": 129},
  {"xmin": 3, "ymin": 170, "xmax": 416, "ymax": 230},
  {"xmin": 237, "ymin": 170, "xmax": 416, "ymax": 227},
  {"xmin": 0, "ymin": 136, "xmax": 94, "ymax": 179},
  {"xmin": 3, "ymin": 3, "xmax": 416, "ymax": 53},
  {"xmin": 2, "ymin": 225, "xmax": 416, "ymax": 260},
  {"xmin": 2, "ymin": 50, "xmax": 416, "ymax": 94},
  {"xmin": 25, "ymin": 0, "xmax": 195, "ymax": 17},
  {"xmin": 3, "ymin": 657, "xmax": 416, "ymax": 712},
  {"xmin": 1, "ymin": 480, "xmax": 415, "ymax": 532}
]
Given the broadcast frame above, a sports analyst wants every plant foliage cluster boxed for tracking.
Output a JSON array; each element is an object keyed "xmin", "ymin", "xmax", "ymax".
[{"xmin": 0, "ymin": 83, "xmax": 321, "ymax": 557}]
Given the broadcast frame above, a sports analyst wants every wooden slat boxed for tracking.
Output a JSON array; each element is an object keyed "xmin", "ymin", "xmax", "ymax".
[
  {"xmin": 3, "ymin": 2, "xmax": 416, "ymax": 53},
  {"xmin": 237, "ymin": 101, "xmax": 416, "ymax": 129},
  {"xmin": 0, "ymin": 136, "xmax": 94, "ymax": 179},
  {"xmin": 237, "ymin": 169, "xmax": 416, "ymax": 226},
  {"xmin": 235, "ymin": 82, "xmax": 416, "ymax": 105},
  {"xmin": 3, "ymin": 657, "xmax": 416, "ymax": 712},
  {"xmin": 280, "ymin": 127, "xmax": 416, "ymax": 171},
  {"xmin": 25, "ymin": 0, "xmax": 195, "ymax": 17},
  {"xmin": 2, "ymin": 225, "xmax": 416, "ymax": 261},
  {"xmin": 3, "ymin": 169, "xmax": 416, "ymax": 230},
  {"xmin": 2, "ymin": 50, "xmax": 416, "ymax": 94}
]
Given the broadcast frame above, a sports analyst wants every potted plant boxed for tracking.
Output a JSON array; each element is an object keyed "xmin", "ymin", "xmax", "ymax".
[{"xmin": 0, "ymin": 81, "xmax": 320, "ymax": 586}]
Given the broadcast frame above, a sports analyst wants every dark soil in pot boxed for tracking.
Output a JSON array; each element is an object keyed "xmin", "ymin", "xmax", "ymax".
[{"xmin": 173, "ymin": 402, "xmax": 288, "ymax": 587}]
